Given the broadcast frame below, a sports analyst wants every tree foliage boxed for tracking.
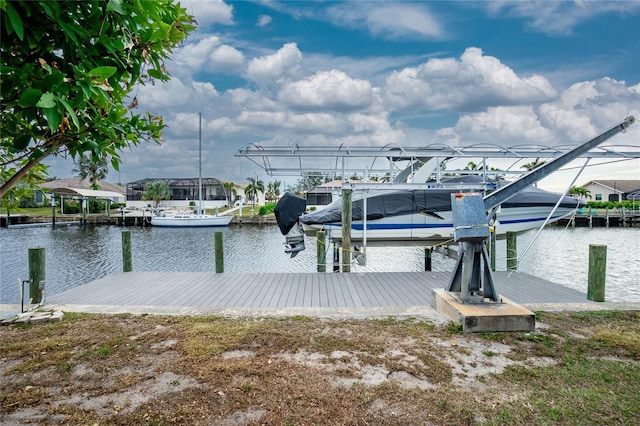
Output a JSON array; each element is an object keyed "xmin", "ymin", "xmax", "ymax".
[
  {"xmin": 141, "ymin": 181, "xmax": 171, "ymax": 207},
  {"xmin": 0, "ymin": 0, "xmax": 196, "ymax": 197},
  {"xmin": 245, "ymin": 177, "xmax": 265, "ymax": 207},
  {"xmin": 223, "ymin": 182, "xmax": 237, "ymax": 207},
  {"xmin": 73, "ymin": 155, "xmax": 108, "ymax": 189},
  {"xmin": 568, "ymin": 186, "xmax": 592, "ymax": 199}
]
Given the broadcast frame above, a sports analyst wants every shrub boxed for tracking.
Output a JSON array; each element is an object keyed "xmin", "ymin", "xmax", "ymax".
[{"xmin": 258, "ymin": 202, "xmax": 276, "ymax": 215}]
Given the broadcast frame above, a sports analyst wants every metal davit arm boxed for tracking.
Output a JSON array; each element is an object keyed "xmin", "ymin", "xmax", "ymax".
[{"xmin": 483, "ymin": 116, "xmax": 636, "ymax": 212}]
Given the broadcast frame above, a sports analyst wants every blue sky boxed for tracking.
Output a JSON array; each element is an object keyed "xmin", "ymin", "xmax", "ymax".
[{"xmin": 45, "ymin": 0, "xmax": 640, "ymax": 191}]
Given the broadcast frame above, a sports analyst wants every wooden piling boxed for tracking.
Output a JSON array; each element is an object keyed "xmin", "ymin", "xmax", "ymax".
[
  {"xmin": 122, "ymin": 230, "xmax": 133, "ymax": 272},
  {"xmin": 333, "ymin": 242, "xmax": 340, "ymax": 272},
  {"xmin": 506, "ymin": 231, "xmax": 517, "ymax": 271},
  {"xmin": 424, "ymin": 247, "xmax": 432, "ymax": 271},
  {"xmin": 490, "ymin": 227, "xmax": 496, "ymax": 271},
  {"xmin": 215, "ymin": 231, "xmax": 224, "ymax": 273},
  {"xmin": 587, "ymin": 244, "xmax": 607, "ymax": 302},
  {"xmin": 317, "ymin": 230, "xmax": 326, "ymax": 272},
  {"xmin": 28, "ymin": 247, "xmax": 45, "ymax": 304},
  {"xmin": 341, "ymin": 188, "xmax": 352, "ymax": 273}
]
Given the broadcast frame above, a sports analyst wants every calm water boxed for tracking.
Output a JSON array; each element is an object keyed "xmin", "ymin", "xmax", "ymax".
[{"xmin": 1, "ymin": 225, "xmax": 638, "ymax": 304}]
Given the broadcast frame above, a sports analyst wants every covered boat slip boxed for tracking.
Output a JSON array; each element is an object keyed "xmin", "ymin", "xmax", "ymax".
[{"xmin": 44, "ymin": 270, "xmax": 611, "ymax": 316}]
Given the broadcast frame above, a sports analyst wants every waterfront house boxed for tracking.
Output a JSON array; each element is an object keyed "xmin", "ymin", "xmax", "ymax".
[{"xmin": 580, "ymin": 180, "xmax": 640, "ymax": 202}]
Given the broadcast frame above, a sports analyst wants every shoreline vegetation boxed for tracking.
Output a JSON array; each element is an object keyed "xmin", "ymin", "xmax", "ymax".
[{"xmin": 1, "ymin": 310, "xmax": 638, "ymax": 425}]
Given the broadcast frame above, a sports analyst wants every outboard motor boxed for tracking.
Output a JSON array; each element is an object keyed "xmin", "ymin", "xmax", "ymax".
[{"xmin": 274, "ymin": 193, "xmax": 307, "ymax": 258}]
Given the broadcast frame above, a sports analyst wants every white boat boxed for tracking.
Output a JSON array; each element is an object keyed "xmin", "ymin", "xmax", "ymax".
[
  {"xmin": 274, "ymin": 176, "xmax": 584, "ymax": 254},
  {"xmin": 151, "ymin": 211, "xmax": 232, "ymax": 227},
  {"xmin": 151, "ymin": 113, "xmax": 232, "ymax": 228}
]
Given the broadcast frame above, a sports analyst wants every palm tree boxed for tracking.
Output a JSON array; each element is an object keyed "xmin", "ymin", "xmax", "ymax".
[
  {"xmin": 142, "ymin": 181, "xmax": 171, "ymax": 207},
  {"xmin": 568, "ymin": 186, "xmax": 592, "ymax": 199},
  {"xmin": 73, "ymin": 155, "xmax": 109, "ymax": 190},
  {"xmin": 222, "ymin": 182, "xmax": 237, "ymax": 207},
  {"xmin": 245, "ymin": 177, "xmax": 264, "ymax": 207},
  {"xmin": 521, "ymin": 157, "xmax": 546, "ymax": 172}
]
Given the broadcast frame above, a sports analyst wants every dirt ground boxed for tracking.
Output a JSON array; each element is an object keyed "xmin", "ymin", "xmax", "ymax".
[{"xmin": 1, "ymin": 310, "xmax": 639, "ymax": 425}]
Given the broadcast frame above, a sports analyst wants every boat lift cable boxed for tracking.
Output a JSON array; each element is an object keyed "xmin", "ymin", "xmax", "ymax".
[{"xmin": 516, "ymin": 157, "xmax": 591, "ymax": 269}]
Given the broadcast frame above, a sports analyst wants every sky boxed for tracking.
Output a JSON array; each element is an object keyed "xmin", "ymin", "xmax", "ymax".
[{"xmin": 44, "ymin": 0, "xmax": 640, "ymax": 192}]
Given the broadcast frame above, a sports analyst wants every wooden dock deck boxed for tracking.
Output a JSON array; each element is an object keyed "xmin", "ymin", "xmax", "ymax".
[{"xmin": 44, "ymin": 271, "xmax": 607, "ymax": 316}]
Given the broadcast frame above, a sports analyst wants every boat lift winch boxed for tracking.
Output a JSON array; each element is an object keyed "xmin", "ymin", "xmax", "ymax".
[{"xmin": 447, "ymin": 116, "xmax": 635, "ymax": 303}]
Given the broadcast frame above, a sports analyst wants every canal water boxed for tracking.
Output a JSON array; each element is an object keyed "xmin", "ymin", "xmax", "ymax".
[{"xmin": 1, "ymin": 225, "xmax": 638, "ymax": 304}]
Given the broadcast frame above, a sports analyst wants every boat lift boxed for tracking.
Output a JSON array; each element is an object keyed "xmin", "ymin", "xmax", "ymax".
[
  {"xmin": 447, "ymin": 116, "xmax": 635, "ymax": 303},
  {"xmin": 240, "ymin": 116, "xmax": 637, "ymax": 304}
]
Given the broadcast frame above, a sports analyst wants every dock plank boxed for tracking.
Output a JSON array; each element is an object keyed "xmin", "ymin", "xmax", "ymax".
[{"xmin": 47, "ymin": 271, "xmax": 595, "ymax": 313}]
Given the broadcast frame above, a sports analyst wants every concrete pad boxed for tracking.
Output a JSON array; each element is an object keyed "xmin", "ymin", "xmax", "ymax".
[{"xmin": 432, "ymin": 289, "xmax": 535, "ymax": 333}]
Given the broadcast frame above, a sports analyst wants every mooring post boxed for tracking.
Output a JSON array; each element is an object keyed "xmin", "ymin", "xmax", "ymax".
[
  {"xmin": 341, "ymin": 187, "xmax": 352, "ymax": 273},
  {"xmin": 317, "ymin": 230, "xmax": 326, "ymax": 272},
  {"xmin": 333, "ymin": 242, "xmax": 340, "ymax": 272},
  {"xmin": 122, "ymin": 230, "xmax": 133, "ymax": 272},
  {"xmin": 587, "ymin": 244, "xmax": 607, "ymax": 302},
  {"xmin": 424, "ymin": 247, "xmax": 432, "ymax": 271},
  {"xmin": 215, "ymin": 231, "xmax": 224, "ymax": 273},
  {"xmin": 490, "ymin": 226, "xmax": 496, "ymax": 271},
  {"xmin": 51, "ymin": 196, "xmax": 56, "ymax": 229},
  {"xmin": 28, "ymin": 247, "xmax": 45, "ymax": 304},
  {"xmin": 506, "ymin": 231, "xmax": 517, "ymax": 271}
]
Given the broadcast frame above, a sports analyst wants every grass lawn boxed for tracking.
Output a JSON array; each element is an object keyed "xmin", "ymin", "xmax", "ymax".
[{"xmin": 1, "ymin": 310, "xmax": 638, "ymax": 425}]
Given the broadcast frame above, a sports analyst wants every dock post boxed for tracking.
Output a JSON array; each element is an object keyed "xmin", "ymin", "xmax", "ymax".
[
  {"xmin": 28, "ymin": 247, "xmax": 45, "ymax": 304},
  {"xmin": 122, "ymin": 230, "xmax": 133, "ymax": 272},
  {"xmin": 506, "ymin": 231, "xmax": 517, "ymax": 271},
  {"xmin": 333, "ymin": 242, "xmax": 340, "ymax": 272},
  {"xmin": 317, "ymin": 231, "xmax": 326, "ymax": 272},
  {"xmin": 490, "ymin": 227, "xmax": 496, "ymax": 271},
  {"xmin": 341, "ymin": 188, "xmax": 352, "ymax": 273},
  {"xmin": 51, "ymin": 196, "xmax": 56, "ymax": 229},
  {"xmin": 587, "ymin": 244, "xmax": 607, "ymax": 302},
  {"xmin": 424, "ymin": 247, "xmax": 432, "ymax": 271},
  {"xmin": 215, "ymin": 231, "xmax": 224, "ymax": 273}
]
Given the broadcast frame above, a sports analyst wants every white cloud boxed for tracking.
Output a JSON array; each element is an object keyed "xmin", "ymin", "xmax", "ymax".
[
  {"xmin": 485, "ymin": 0, "xmax": 640, "ymax": 36},
  {"xmin": 257, "ymin": 15, "xmax": 272, "ymax": 27},
  {"xmin": 246, "ymin": 43, "xmax": 304, "ymax": 86},
  {"xmin": 326, "ymin": 2, "xmax": 445, "ymax": 40},
  {"xmin": 384, "ymin": 47, "xmax": 557, "ymax": 111},
  {"xmin": 453, "ymin": 106, "xmax": 555, "ymax": 145},
  {"xmin": 278, "ymin": 70, "xmax": 376, "ymax": 111},
  {"xmin": 181, "ymin": 0, "xmax": 234, "ymax": 26},
  {"xmin": 176, "ymin": 36, "xmax": 244, "ymax": 73}
]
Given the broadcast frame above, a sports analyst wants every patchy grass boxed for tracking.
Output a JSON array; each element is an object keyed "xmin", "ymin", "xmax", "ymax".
[{"xmin": 1, "ymin": 311, "xmax": 639, "ymax": 425}]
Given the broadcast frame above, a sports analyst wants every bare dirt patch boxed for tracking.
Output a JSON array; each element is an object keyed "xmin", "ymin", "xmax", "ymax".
[{"xmin": 1, "ymin": 311, "xmax": 638, "ymax": 425}]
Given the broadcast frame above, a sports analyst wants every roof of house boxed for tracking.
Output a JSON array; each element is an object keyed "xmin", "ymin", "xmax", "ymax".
[
  {"xmin": 41, "ymin": 177, "xmax": 125, "ymax": 194},
  {"xmin": 582, "ymin": 180, "xmax": 640, "ymax": 194}
]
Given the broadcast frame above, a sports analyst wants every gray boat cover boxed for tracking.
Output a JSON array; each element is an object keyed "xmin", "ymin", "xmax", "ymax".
[{"xmin": 299, "ymin": 180, "xmax": 584, "ymax": 225}]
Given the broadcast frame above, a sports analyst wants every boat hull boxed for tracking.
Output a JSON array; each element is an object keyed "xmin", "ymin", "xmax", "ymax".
[
  {"xmin": 151, "ymin": 214, "xmax": 232, "ymax": 227},
  {"xmin": 301, "ymin": 205, "xmax": 577, "ymax": 243}
]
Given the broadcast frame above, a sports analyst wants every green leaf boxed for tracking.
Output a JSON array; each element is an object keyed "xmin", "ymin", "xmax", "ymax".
[
  {"xmin": 147, "ymin": 69, "xmax": 164, "ymax": 80},
  {"xmin": 43, "ymin": 107, "xmax": 61, "ymax": 132},
  {"xmin": 5, "ymin": 2, "xmax": 24, "ymax": 41},
  {"xmin": 59, "ymin": 98, "xmax": 80, "ymax": 129},
  {"xmin": 13, "ymin": 135, "xmax": 31, "ymax": 151},
  {"xmin": 36, "ymin": 92, "xmax": 56, "ymax": 108},
  {"xmin": 40, "ymin": 72, "xmax": 65, "ymax": 91},
  {"xmin": 106, "ymin": 0, "xmax": 125, "ymax": 15},
  {"xmin": 88, "ymin": 66, "xmax": 117, "ymax": 80},
  {"xmin": 19, "ymin": 89, "xmax": 43, "ymax": 107}
]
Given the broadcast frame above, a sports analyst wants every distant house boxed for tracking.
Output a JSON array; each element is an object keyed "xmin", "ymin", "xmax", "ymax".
[
  {"xmin": 40, "ymin": 178, "xmax": 126, "ymax": 204},
  {"xmin": 305, "ymin": 180, "xmax": 374, "ymax": 206},
  {"xmin": 126, "ymin": 177, "xmax": 237, "ymax": 209},
  {"xmin": 580, "ymin": 180, "xmax": 640, "ymax": 202}
]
